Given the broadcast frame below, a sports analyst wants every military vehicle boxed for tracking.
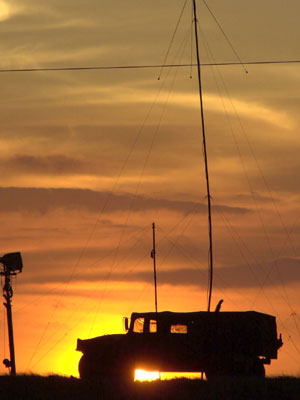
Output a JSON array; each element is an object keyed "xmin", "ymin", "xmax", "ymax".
[
  {"xmin": 76, "ymin": 304, "xmax": 283, "ymax": 381},
  {"xmin": 76, "ymin": 6, "xmax": 284, "ymax": 382}
]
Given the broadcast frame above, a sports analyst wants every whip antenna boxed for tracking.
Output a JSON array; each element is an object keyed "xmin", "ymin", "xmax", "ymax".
[{"xmin": 192, "ymin": 0, "xmax": 213, "ymax": 311}]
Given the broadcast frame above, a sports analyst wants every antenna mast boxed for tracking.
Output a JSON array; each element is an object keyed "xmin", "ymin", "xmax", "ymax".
[
  {"xmin": 192, "ymin": 0, "xmax": 214, "ymax": 312},
  {"xmin": 151, "ymin": 222, "xmax": 158, "ymax": 313}
]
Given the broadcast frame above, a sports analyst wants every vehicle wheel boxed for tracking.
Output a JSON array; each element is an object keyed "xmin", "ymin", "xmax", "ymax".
[
  {"xmin": 118, "ymin": 367, "xmax": 135, "ymax": 383},
  {"xmin": 251, "ymin": 358, "xmax": 265, "ymax": 377},
  {"xmin": 204, "ymin": 363, "xmax": 229, "ymax": 379},
  {"xmin": 205, "ymin": 361, "xmax": 247, "ymax": 379},
  {"xmin": 79, "ymin": 354, "xmax": 135, "ymax": 384},
  {"xmin": 78, "ymin": 354, "xmax": 98, "ymax": 379},
  {"xmin": 204, "ymin": 369, "xmax": 215, "ymax": 380}
]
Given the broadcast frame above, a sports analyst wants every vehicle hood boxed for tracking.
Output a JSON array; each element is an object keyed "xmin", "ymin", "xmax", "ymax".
[{"xmin": 76, "ymin": 333, "xmax": 124, "ymax": 353}]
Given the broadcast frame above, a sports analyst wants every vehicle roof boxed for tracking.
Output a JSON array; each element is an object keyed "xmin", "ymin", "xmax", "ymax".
[{"xmin": 130, "ymin": 310, "xmax": 275, "ymax": 320}]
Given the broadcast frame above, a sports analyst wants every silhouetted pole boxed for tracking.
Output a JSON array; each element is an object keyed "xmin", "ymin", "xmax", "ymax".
[
  {"xmin": 3, "ymin": 271, "xmax": 16, "ymax": 376},
  {"xmin": 0, "ymin": 252, "xmax": 23, "ymax": 376},
  {"xmin": 192, "ymin": 0, "xmax": 214, "ymax": 312},
  {"xmin": 151, "ymin": 222, "xmax": 158, "ymax": 313}
]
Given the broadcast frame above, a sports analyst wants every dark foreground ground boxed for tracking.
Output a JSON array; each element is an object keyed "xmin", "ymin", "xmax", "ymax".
[{"xmin": 0, "ymin": 375, "xmax": 299, "ymax": 400}]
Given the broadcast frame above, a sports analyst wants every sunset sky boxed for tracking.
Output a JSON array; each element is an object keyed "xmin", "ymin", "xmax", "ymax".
[{"xmin": 0, "ymin": 0, "xmax": 299, "ymax": 377}]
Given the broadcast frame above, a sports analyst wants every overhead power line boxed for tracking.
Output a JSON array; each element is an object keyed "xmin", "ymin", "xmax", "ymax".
[{"xmin": 0, "ymin": 60, "xmax": 299, "ymax": 73}]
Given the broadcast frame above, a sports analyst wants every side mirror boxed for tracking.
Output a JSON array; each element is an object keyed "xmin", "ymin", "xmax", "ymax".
[{"xmin": 123, "ymin": 317, "xmax": 129, "ymax": 332}]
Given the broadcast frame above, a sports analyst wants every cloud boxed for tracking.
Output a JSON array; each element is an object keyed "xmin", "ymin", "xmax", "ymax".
[
  {"xmin": 18, "ymin": 256, "xmax": 300, "ymax": 291},
  {"xmin": 114, "ymin": 257, "xmax": 300, "ymax": 289},
  {"xmin": 231, "ymin": 193, "xmax": 279, "ymax": 204},
  {"xmin": 0, "ymin": 154, "xmax": 91, "ymax": 175},
  {"xmin": 0, "ymin": 186, "xmax": 250, "ymax": 215},
  {"xmin": 75, "ymin": 86, "xmax": 294, "ymax": 130}
]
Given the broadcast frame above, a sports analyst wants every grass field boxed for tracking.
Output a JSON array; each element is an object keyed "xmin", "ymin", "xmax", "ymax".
[{"xmin": 0, "ymin": 375, "xmax": 299, "ymax": 400}]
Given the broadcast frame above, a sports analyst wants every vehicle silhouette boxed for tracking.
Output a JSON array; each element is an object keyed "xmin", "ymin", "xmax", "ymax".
[{"xmin": 77, "ymin": 304, "xmax": 282, "ymax": 381}]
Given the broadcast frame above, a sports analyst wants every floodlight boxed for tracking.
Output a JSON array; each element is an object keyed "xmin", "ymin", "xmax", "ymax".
[{"xmin": 0, "ymin": 252, "xmax": 23, "ymax": 274}]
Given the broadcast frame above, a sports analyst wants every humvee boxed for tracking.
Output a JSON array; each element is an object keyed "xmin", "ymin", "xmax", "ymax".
[{"xmin": 76, "ymin": 306, "xmax": 282, "ymax": 381}]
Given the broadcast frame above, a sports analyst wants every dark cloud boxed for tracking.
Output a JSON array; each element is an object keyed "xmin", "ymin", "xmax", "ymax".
[
  {"xmin": 232, "ymin": 193, "xmax": 279, "ymax": 204},
  {"xmin": 0, "ymin": 186, "xmax": 249, "ymax": 215},
  {"xmin": 110, "ymin": 257, "xmax": 300, "ymax": 289},
  {"xmin": 0, "ymin": 154, "xmax": 91, "ymax": 175},
  {"xmin": 17, "ymin": 256, "xmax": 300, "ymax": 292}
]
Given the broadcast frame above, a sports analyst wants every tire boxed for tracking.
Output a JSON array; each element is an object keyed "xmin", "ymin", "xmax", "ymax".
[
  {"xmin": 117, "ymin": 367, "xmax": 135, "ymax": 384},
  {"xmin": 78, "ymin": 354, "xmax": 98, "ymax": 379},
  {"xmin": 79, "ymin": 354, "xmax": 135, "ymax": 384},
  {"xmin": 251, "ymin": 358, "xmax": 265, "ymax": 377},
  {"xmin": 205, "ymin": 357, "xmax": 254, "ymax": 379}
]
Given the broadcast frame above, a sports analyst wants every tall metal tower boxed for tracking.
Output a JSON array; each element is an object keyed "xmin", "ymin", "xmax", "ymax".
[{"xmin": 0, "ymin": 252, "xmax": 23, "ymax": 376}]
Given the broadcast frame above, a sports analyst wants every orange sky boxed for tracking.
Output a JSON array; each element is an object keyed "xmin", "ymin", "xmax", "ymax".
[{"xmin": 0, "ymin": 0, "xmax": 299, "ymax": 377}]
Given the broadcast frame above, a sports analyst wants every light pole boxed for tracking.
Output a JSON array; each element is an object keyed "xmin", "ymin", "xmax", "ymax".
[{"xmin": 0, "ymin": 252, "xmax": 23, "ymax": 376}]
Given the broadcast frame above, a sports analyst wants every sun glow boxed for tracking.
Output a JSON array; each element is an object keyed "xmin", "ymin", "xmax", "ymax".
[
  {"xmin": 134, "ymin": 370, "xmax": 206, "ymax": 382},
  {"xmin": 135, "ymin": 369, "xmax": 160, "ymax": 381},
  {"xmin": 0, "ymin": 1, "xmax": 14, "ymax": 21},
  {"xmin": 161, "ymin": 372, "xmax": 206, "ymax": 380}
]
